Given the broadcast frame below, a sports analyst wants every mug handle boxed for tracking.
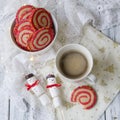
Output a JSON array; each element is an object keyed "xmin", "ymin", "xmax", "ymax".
[{"xmin": 85, "ymin": 74, "xmax": 96, "ymax": 84}]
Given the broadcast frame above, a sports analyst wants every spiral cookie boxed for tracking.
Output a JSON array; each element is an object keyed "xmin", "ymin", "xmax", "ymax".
[
  {"xmin": 13, "ymin": 20, "xmax": 34, "ymax": 37},
  {"xmin": 12, "ymin": 5, "xmax": 55, "ymax": 52},
  {"xmin": 71, "ymin": 86, "xmax": 97, "ymax": 109},
  {"xmin": 28, "ymin": 28, "xmax": 54, "ymax": 51},
  {"xmin": 16, "ymin": 27, "xmax": 35, "ymax": 50},
  {"xmin": 16, "ymin": 5, "xmax": 35, "ymax": 22},
  {"xmin": 31, "ymin": 8, "xmax": 53, "ymax": 29},
  {"xmin": 13, "ymin": 23, "xmax": 19, "ymax": 38}
]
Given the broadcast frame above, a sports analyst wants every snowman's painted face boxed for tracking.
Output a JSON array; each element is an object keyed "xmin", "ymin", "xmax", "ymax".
[
  {"xmin": 27, "ymin": 77, "xmax": 36, "ymax": 84},
  {"xmin": 47, "ymin": 77, "xmax": 56, "ymax": 84}
]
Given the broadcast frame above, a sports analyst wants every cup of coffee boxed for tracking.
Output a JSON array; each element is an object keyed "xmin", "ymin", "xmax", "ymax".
[{"xmin": 55, "ymin": 44, "xmax": 96, "ymax": 83}]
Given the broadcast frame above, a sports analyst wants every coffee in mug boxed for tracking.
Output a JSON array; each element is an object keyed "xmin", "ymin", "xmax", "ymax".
[{"xmin": 59, "ymin": 51, "xmax": 88, "ymax": 79}]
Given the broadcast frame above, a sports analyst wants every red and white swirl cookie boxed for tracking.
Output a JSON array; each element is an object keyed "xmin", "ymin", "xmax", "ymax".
[
  {"xmin": 13, "ymin": 20, "xmax": 33, "ymax": 37},
  {"xmin": 16, "ymin": 27, "xmax": 35, "ymax": 50},
  {"xmin": 13, "ymin": 20, "xmax": 35, "ymax": 36},
  {"xmin": 16, "ymin": 5, "xmax": 35, "ymax": 22},
  {"xmin": 13, "ymin": 22, "xmax": 19, "ymax": 38},
  {"xmin": 28, "ymin": 28, "xmax": 54, "ymax": 51},
  {"xmin": 31, "ymin": 8, "xmax": 53, "ymax": 29},
  {"xmin": 71, "ymin": 86, "xmax": 97, "ymax": 109},
  {"xmin": 13, "ymin": 5, "xmax": 55, "ymax": 52}
]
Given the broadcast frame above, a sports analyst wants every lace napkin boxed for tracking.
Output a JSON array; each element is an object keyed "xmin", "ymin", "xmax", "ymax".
[{"xmin": 64, "ymin": 0, "xmax": 120, "ymax": 30}]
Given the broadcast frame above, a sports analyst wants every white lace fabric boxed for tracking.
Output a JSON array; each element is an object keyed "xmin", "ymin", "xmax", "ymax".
[
  {"xmin": 79, "ymin": 0, "xmax": 120, "ymax": 29},
  {"xmin": 0, "ymin": 0, "xmax": 120, "ymax": 119}
]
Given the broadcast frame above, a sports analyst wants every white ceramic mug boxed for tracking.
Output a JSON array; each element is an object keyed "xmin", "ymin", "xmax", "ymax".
[{"xmin": 55, "ymin": 44, "xmax": 96, "ymax": 84}]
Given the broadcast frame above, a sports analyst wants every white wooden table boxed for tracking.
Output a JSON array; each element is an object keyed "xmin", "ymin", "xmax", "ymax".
[
  {"xmin": 0, "ymin": 1, "xmax": 120, "ymax": 119},
  {"xmin": 99, "ymin": 25, "xmax": 120, "ymax": 120},
  {"xmin": 0, "ymin": 25, "xmax": 120, "ymax": 120}
]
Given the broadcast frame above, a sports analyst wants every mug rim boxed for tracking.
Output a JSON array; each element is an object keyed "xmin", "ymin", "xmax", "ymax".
[
  {"xmin": 55, "ymin": 44, "xmax": 93, "ymax": 82},
  {"xmin": 10, "ymin": 14, "xmax": 58, "ymax": 55}
]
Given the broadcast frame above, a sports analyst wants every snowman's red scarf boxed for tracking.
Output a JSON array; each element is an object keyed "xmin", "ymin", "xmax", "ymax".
[
  {"xmin": 25, "ymin": 80, "xmax": 40, "ymax": 91},
  {"xmin": 46, "ymin": 84, "xmax": 61, "ymax": 88}
]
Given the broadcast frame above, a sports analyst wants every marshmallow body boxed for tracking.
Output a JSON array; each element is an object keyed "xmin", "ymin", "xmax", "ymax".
[
  {"xmin": 46, "ymin": 74, "xmax": 62, "ymax": 108},
  {"xmin": 53, "ymin": 96, "xmax": 62, "ymax": 108},
  {"xmin": 25, "ymin": 74, "xmax": 51, "ymax": 106},
  {"xmin": 49, "ymin": 87, "xmax": 60, "ymax": 98},
  {"xmin": 27, "ymin": 77, "xmax": 45, "ymax": 96},
  {"xmin": 39, "ymin": 94, "xmax": 51, "ymax": 106}
]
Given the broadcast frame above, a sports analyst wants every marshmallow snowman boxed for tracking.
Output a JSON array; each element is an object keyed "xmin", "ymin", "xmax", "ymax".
[
  {"xmin": 46, "ymin": 74, "xmax": 62, "ymax": 108},
  {"xmin": 25, "ymin": 73, "xmax": 51, "ymax": 106}
]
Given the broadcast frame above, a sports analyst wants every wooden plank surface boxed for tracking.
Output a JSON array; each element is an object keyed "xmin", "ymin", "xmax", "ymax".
[
  {"xmin": 99, "ymin": 25, "xmax": 120, "ymax": 120},
  {"xmin": 0, "ymin": 26, "xmax": 119, "ymax": 120},
  {"xmin": 0, "ymin": 93, "xmax": 9, "ymax": 120},
  {"xmin": 0, "ymin": 1, "xmax": 120, "ymax": 118},
  {"xmin": 99, "ymin": 92, "xmax": 120, "ymax": 120}
]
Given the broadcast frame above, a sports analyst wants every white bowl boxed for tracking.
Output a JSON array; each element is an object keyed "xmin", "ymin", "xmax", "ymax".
[{"xmin": 10, "ymin": 14, "xmax": 58, "ymax": 54}]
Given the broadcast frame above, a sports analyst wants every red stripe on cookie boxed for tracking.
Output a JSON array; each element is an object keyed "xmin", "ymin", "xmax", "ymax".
[
  {"xmin": 74, "ymin": 91, "xmax": 91, "ymax": 105},
  {"xmin": 31, "ymin": 8, "xmax": 53, "ymax": 29},
  {"xmin": 13, "ymin": 20, "xmax": 35, "ymax": 38},
  {"xmin": 28, "ymin": 28, "xmax": 54, "ymax": 51},
  {"xmin": 16, "ymin": 27, "xmax": 35, "ymax": 50},
  {"xmin": 71, "ymin": 86, "xmax": 97, "ymax": 109},
  {"xmin": 16, "ymin": 5, "xmax": 35, "ymax": 22}
]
